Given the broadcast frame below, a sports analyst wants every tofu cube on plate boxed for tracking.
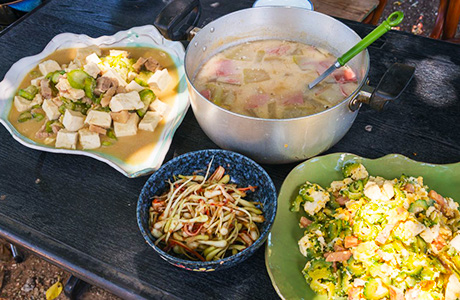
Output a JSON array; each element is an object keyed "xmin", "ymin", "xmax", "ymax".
[
  {"xmin": 38, "ymin": 60, "xmax": 61, "ymax": 76},
  {"xmin": 42, "ymin": 99, "xmax": 61, "ymax": 120},
  {"xmin": 114, "ymin": 113, "xmax": 139, "ymax": 137},
  {"xmin": 109, "ymin": 91, "xmax": 144, "ymax": 112},
  {"xmin": 14, "ymin": 95, "xmax": 33, "ymax": 113},
  {"xmin": 85, "ymin": 110, "xmax": 112, "ymax": 128},
  {"xmin": 147, "ymin": 69, "xmax": 172, "ymax": 92},
  {"xmin": 139, "ymin": 111, "xmax": 162, "ymax": 132},
  {"xmin": 63, "ymin": 110, "xmax": 85, "ymax": 132},
  {"xmin": 55, "ymin": 129, "xmax": 78, "ymax": 149},
  {"xmin": 149, "ymin": 99, "xmax": 170, "ymax": 117},
  {"xmin": 78, "ymin": 128, "xmax": 101, "ymax": 149}
]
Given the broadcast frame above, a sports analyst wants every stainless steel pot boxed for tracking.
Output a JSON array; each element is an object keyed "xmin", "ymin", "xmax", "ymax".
[{"xmin": 155, "ymin": 1, "xmax": 414, "ymax": 164}]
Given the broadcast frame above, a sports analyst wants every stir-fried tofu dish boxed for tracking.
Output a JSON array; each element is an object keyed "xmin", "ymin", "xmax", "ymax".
[
  {"xmin": 10, "ymin": 46, "xmax": 175, "ymax": 152},
  {"xmin": 291, "ymin": 162, "xmax": 460, "ymax": 300},
  {"xmin": 193, "ymin": 40, "xmax": 358, "ymax": 119}
]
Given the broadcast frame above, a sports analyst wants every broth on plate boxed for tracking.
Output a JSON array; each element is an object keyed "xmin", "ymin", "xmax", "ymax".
[
  {"xmin": 193, "ymin": 40, "xmax": 358, "ymax": 119},
  {"xmin": 8, "ymin": 47, "xmax": 179, "ymax": 163}
]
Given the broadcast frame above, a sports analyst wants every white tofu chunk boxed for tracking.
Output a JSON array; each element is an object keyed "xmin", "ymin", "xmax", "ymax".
[
  {"xmin": 139, "ymin": 111, "xmax": 161, "ymax": 132},
  {"xmin": 446, "ymin": 274, "xmax": 460, "ymax": 300},
  {"xmin": 85, "ymin": 53, "xmax": 102, "ymax": 65},
  {"xmin": 63, "ymin": 109, "xmax": 85, "ymax": 131},
  {"xmin": 56, "ymin": 78, "xmax": 85, "ymax": 101},
  {"xmin": 147, "ymin": 69, "xmax": 172, "ymax": 92},
  {"xmin": 450, "ymin": 235, "xmax": 460, "ymax": 252},
  {"xmin": 75, "ymin": 46, "xmax": 101, "ymax": 63},
  {"xmin": 42, "ymin": 99, "xmax": 61, "ymax": 120},
  {"xmin": 109, "ymin": 91, "xmax": 144, "ymax": 112},
  {"xmin": 38, "ymin": 60, "xmax": 61, "ymax": 76},
  {"xmin": 78, "ymin": 128, "xmax": 101, "ymax": 149},
  {"xmin": 83, "ymin": 62, "xmax": 101, "ymax": 78},
  {"xmin": 55, "ymin": 129, "xmax": 78, "ymax": 149},
  {"xmin": 114, "ymin": 113, "xmax": 139, "ymax": 137},
  {"xmin": 126, "ymin": 80, "xmax": 145, "ymax": 92},
  {"xmin": 127, "ymin": 71, "xmax": 137, "ymax": 82},
  {"xmin": 64, "ymin": 61, "xmax": 80, "ymax": 73},
  {"xmin": 30, "ymin": 94, "xmax": 43, "ymax": 107},
  {"xmin": 85, "ymin": 110, "xmax": 112, "ymax": 128},
  {"xmin": 31, "ymin": 76, "xmax": 44, "ymax": 87},
  {"xmin": 109, "ymin": 50, "xmax": 128, "ymax": 57},
  {"xmin": 14, "ymin": 96, "xmax": 32, "ymax": 112},
  {"xmin": 102, "ymin": 69, "xmax": 127, "ymax": 87},
  {"xmin": 149, "ymin": 99, "xmax": 170, "ymax": 117}
]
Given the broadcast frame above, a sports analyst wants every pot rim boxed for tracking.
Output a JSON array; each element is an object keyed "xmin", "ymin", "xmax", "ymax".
[{"xmin": 184, "ymin": 6, "xmax": 370, "ymax": 122}]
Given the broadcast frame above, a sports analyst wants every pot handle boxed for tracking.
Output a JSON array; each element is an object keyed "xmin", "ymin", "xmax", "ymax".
[
  {"xmin": 350, "ymin": 63, "xmax": 415, "ymax": 111},
  {"xmin": 154, "ymin": 0, "xmax": 201, "ymax": 41}
]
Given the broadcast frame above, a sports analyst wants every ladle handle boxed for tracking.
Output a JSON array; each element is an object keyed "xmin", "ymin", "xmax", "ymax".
[
  {"xmin": 337, "ymin": 11, "xmax": 404, "ymax": 66},
  {"xmin": 154, "ymin": 0, "xmax": 201, "ymax": 41}
]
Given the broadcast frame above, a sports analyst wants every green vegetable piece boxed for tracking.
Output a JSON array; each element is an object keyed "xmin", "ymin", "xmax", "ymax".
[
  {"xmin": 363, "ymin": 278, "xmax": 388, "ymax": 300},
  {"xmin": 206, "ymin": 83, "xmax": 224, "ymax": 105},
  {"xmin": 303, "ymin": 258, "xmax": 334, "ymax": 297},
  {"xmin": 135, "ymin": 71, "xmax": 152, "ymax": 87},
  {"xmin": 411, "ymin": 236, "xmax": 427, "ymax": 254},
  {"xmin": 58, "ymin": 104, "xmax": 66, "ymax": 115},
  {"xmin": 342, "ymin": 162, "xmax": 366, "ymax": 178},
  {"xmin": 137, "ymin": 89, "xmax": 156, "ymax": 117},
  {"xmin": 106, "ymin": 129, "xmax": 117, "ymax": 140},
  {"xmin": 45, "ymin": 120, "xmax": 55, "ymax": 133},
  {"xmin": 30, "ymin": 70, "xmax": 41, "ymax": 78},
  {"xmin": 84, "ymin": 77, "xmax": 96, "ymax": 100},
  {"xmin": 67, "ymin": 70, "xmax": 89, "ymax": 89},
  {"xmin": 45, "ymin": 70, "xmax": 65, "ymax": 84},
  {"xmin": 18, "ymin": 85, "xmax": 39, "ymax": 100},
  {"xmin": 243, "ymin": 68, "xmax": 270, "ymax": 84},
  {"xmin": 18, "ymin": 111, "xmax": 33, "ymax": 123},
  {"xmin": 327, "ymin": 219, "xmax": 342, "ymax": 241},
  {"xmin": 349, "ymin": 180, "xmax": 364, "ymax": 193},
  {"xmin": 394, "ymin": 186, "xmax": 406, "ymax": 202},
  {"xmin": 402, "ymin": 255, "xmax": 423, "ymax": 276},
  {"xmin": 102, "ymin": 141, "xmax": 112, "ymax": 146},
  {"xmin": 32, "ymin": 112, "xmax": 44, "ymax": 121},
  {"xmin": 408, "ymin": 199, "xmax": 429, "ymax": 214},
  {"xmin": 353, "ymin": 220, "xmax": 379, "ymax": 241},
  {"xmin": 290, "ymin": 195, "xmax": 304, "ymax": 212},
  {"xmin": 346, "ymin": 257, "xmax": 365, "ymax": 276},
  {"xmin": 255, "ymin": 50, "xmax": 265, "ymax": 62}
]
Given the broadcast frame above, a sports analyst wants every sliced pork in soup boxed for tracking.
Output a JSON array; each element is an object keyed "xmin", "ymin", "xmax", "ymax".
[{"xmin": 193, "ymin": 40, "xmax": 359, "ymax": 119}]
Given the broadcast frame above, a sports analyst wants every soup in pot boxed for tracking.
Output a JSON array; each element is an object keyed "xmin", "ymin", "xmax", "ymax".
[{"xmin": 193, "ymin": 40, "xmax": 359, "ymax": 119}]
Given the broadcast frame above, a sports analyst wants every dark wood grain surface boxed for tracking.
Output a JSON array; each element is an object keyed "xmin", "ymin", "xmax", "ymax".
[{"xmin": 0, "ymin": 0, "xmax": 459, "ymax": 299}]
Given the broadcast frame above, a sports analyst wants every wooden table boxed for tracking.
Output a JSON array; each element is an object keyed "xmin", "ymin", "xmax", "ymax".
[
  {"xmin": 311, "ymin": 0, "xmax": 380, "ymax": 21},
  {"xmin": 0, "ymin": 0, "xmax": 459, "ymax": 299}
]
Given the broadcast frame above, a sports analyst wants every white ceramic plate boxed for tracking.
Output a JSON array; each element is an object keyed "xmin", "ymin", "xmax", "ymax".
[{"xmin": 0, "ymin": 25, "xmax": 189, "ymax": 178}]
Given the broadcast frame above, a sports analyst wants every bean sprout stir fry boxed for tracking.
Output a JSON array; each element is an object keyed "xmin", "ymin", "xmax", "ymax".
[{"xmin": 149, "ymin": 162, "xmax": 265, "ymax": 261}]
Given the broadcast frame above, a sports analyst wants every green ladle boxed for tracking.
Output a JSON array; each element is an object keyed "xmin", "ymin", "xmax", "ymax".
[{"xmin": 308, "ymin": 11, "xmax": 404, "ymax": 89}]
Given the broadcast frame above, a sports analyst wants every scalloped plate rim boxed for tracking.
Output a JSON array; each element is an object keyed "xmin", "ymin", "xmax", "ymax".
[{"xmin": 0, "ymin": 25, "xmax": 189, "ymax": 178}]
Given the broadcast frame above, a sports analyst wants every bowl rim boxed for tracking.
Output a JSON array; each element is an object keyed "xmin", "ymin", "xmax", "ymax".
[{"xmin": 136, "ymin": 149, "xmax": 278, "ymax": 267}]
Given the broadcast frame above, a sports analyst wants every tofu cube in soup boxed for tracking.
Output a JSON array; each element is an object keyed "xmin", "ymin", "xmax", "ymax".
[
  {"xmin": 75, "ymin": 46, "xmax": 101, "ymax": 63},
  {"xmin": 126, "ymin": 80, "xmax": 145, "ymax": 92},
  {"xmin": 83, "ymin": 62, "xmax": 101, "ymax": 78},
  {"xmin": 103, "ymin": 69, "xmax": 127, "ymax": 87},
  {"xmin": 85, "ymin": 110, "xmax": 112, "ymax": 128},
  {"xmin": 14, "ymin": 96, "xmax": 33, "ymax": 113},
  {"xmin": 42, "ymin": 99, "xmax": 61, "ymax": 120},
  {"xmin": 114, "ymin": 113, "xmax": 139, "ymax": 137},
  {"xmin": 109, "ymin": 50, "xmax": 128, "ymax": 57},
  {"xmin": 139, "ymin": 111, "xmax": 161, "ymax": 132},
  {"xmin": 38, "ymin": 60, "xmax": 61, "ymax": 76},
  {"xmin": 149, "ymin": 99, "xmax": 170, "ymax": 117},
  {"xmin": 148, "ymin": 69, "xmax": 171, "ymax": 92},
  {"xmin": 30, "ymin": 94, "xmax": 43, "ymax": 107},
  {"xmin": 109, "ymin": 91, "xmax": 144, "ymax": 112},
  {"xmin": 85, "ymin": 53, "xmax": 101, "ymax": 65},
  {"xmin": 55, "ymin": 129, "xmax": 78, "ymax": 149},
  {"xmin": 56, "ymin": 78, "xmax": 85, "ymax": 101},
  {"xmin": 63, "ymin": 110, "xmax": 85, "ymax": 132},
  {"xmin": 78, "ymin": 128, "xmax": 101, "ymax": 149},
  {"xmin": 31, "ymin": 76, "xmax": 44, "ymax": 87}
]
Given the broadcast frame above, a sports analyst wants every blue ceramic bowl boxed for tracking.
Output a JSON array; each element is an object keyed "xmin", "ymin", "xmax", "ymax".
[{"xmin": 137, "ymin": 149, "xmax": 277, "ymax": 271}]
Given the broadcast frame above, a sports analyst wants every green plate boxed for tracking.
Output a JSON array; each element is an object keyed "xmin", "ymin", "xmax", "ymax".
[{"xmin": 265, "ymin": 153, "xmax": 460, "ymax": 300}]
